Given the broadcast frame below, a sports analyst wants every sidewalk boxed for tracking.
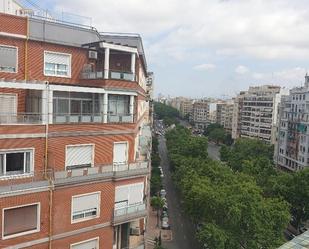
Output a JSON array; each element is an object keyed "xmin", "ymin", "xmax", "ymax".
[{"xmin": 145, "ymin": 208, "xmax": 172, "ymax": 249}]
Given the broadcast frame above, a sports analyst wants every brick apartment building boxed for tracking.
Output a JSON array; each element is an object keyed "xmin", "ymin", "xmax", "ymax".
[{"xmin": 0, "ymin": 11, "xmax": 152, "ymax": 249}]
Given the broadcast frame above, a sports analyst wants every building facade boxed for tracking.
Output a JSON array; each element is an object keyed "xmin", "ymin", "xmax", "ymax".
[
  {"xmin": 216, "ymin": 101, "xmax": 234, "ymax": 132},
  {"xmin": 179, "ymin": 99, "xmax": 193, "ymax": 119},
  {"xmin": 275, "ymin": 76, "xmax": 309, "ymax": 171},
  {"xmin": 192, "ymin": 99, "xmax": 209, "ymax": 130},
  {"xmin": 0, "ymin": 11, "xmax": 152, "ymax": 249},
  {"xmin": 232, "ymin": 85, "xmax": 287, "ymax": 144}
]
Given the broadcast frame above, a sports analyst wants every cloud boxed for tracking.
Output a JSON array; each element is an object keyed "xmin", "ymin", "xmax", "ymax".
[
  {"xmin": 235, "ymin": 65, "xmax": 249, "ymax": 74},
  {"xmin": 251, "ymin": 67, "xmax": 307, "ymax": 88},
  {"xmin": 51, "ymin": 0, "xmax": 309, "ymax": 61},
  {"xmin": 193, "ymin": 63, "xmax": 216, "ymax": 71}
]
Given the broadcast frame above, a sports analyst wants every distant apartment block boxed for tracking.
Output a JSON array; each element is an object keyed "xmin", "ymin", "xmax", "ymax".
[
  {"xmin": 216, "ymin": 101, "xmax": 234, "ymax": 132},
  {"xmin": 179, "ymin": 99, "xmax": 193, "ymax": 118},
  {"xmin": 275, "ymin": 75, "xmax": 309, "ymax": 171},
  {"xmin": 193, "ymin": 99, "xmax": 209, "ymax": 130},
  {"xmin": 232, "ymin": 85, "xmax": 287, "ymax": 144},
  {"xmin": 0, "ymin": 10, "xmax": 152, "ymax": 249}
]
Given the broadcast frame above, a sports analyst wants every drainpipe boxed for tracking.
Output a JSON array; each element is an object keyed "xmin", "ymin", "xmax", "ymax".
[
  {"xmin": 44, "ymin": 81, "xmax": 53, "ymax": 249},
  {"xmin": 24, "ymin": 16, "xmax": 29, "ymax": 80}
]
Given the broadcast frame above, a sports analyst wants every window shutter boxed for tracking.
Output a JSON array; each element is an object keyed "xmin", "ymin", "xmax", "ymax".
[
  {"xmin": 4, "ymin": 205, "xmax": 38, "ymax": 236},
  {"xmin": 72, "ymin": 239, "xmax": 98, "ymax": 249},
  {"xmin": 128, "ymin": 183, "xmax": 144, "ymax": 205},
  {"xmin": 0, "ymin": 94, "xmax": 17, "ymax": 114},
  {"xmin": 0, "ymin": 46, "xmax": 17, "ymax": 69},
  {"xmin": 115, "ymin": 185, "xmax": 129, "ymax": 203},
  {"xmin": 45, "ymin": 52, "xmax": 70, "ymax": 65},
  {"xmin": 66, "ymin": 145, "xmax": 93, "ymax": 168},
  {"xmin": 72, "ymin": 193, "xmax": 100, "ymax": 213},
  {"xmin": 113, "ymin": 143, "xmax": 127, "ymax": 165}
]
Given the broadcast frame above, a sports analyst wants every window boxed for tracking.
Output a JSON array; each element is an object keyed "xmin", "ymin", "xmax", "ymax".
[
  {"xmin": 0, "ymin": 45, "xmax": 17, "ymax": 73},
  {"xmin": 115, "ymin": 182, "xmax": 144, "ymax": 208},
  {"xmin": 71, "ymin": 238, "xmax": 99, "ymax": 249},
  {"xmin": 2, "ymin": 203, "xmax": 40, "ymax": 239},
  {"xmin": 66, "ymin": 144, "xmax": 94, "ymax": 170},
  {"xmin": 108, "ymin": 95, "xmax": 130, "ymax": 115},
  {"xmin": 44, "ymin": 51, "xmax": 71, "ymax": 77},
  {"xmin": 0, "ymin": 149, "xmax": 33, "ymax": 176},
  {"xmin": 71, "ymin": 192, "xmax": 100, "ymax": 223}
]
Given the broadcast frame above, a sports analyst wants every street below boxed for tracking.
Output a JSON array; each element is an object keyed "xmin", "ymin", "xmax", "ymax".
[{"xmin": 158, "ymin": 135, "xmax": 202, "ymax": 249}]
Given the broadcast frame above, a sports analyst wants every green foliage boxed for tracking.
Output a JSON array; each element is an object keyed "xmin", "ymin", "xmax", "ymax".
[
  {"xmin": 151, "ymin": 135, "xmax": 162, "ymax": 196},
  {"xmin": 150, "ymin": 196, "xmax": 165, "ymax": 210},
  {"xmin": 154, "ymin": 102, "xmax": 179, "ymax": 126},
  {"xmin": 204, "ymin": 123, "xmax": 233, "ymax": 145},
  {"xmin": 166, "ymin": 127, "xmax": 290, "ymax": 249}
]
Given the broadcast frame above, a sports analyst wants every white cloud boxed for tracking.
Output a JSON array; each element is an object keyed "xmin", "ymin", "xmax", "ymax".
[
  {"xmin": 235, "ymin": 65, "xmax": 249, "ymax": 74},
  {"xmin": 52, "ymin": 0, "xmax": 309, "ymax": 61},
  {"xmin": 193, "ymin": 63, "xmax": 216, "ymax": 71},
  {"xmin": 251, "ymin": 67, "xmax": 307, "ymax": 88}
]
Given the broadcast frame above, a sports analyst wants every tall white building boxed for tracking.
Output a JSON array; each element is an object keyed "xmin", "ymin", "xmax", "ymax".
[
  {"xmin": 232, "ymin": 85, "xmax": 288, "ymax": 144},
  {"xmin": 275, "ymin": 75, "xmax": 309, "ymax": 171},
  {"xmin": 0, "ymin": 0, "xmax": 23, "ymax": 15},
  {"xmin": 193, "ymin": 99, "xmax": 209, "ymax": 130}
]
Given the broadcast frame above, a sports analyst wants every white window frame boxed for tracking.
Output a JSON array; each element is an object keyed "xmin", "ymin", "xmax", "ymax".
[
  {"xmin": 2, "ymin": 202, "xmax": 40, "ymax": 240},
  {"xmin": 0, "ymin": 148, "xmax": 34, "ymax": 178},
  {"xmin": 0, "ymin": 45, "xmax": 18, "ymax": 73},
  {"xmin": 71, "ymin": 191, "xmax": 101, "ymax": 224},
  {"xmin": 43, "ymin": 51, "xmax": 72, "ymax": 78},
  {"xmin": 70, "ymin": 237, "xmax": 99, "ymax": 249},
  {"xmin": 65, "ymin": 144, "xmax": 95, "ymax": 170},
  {"xmin": 115, "ymin": 182, "xmax": 144, "ymax": 210},
  {"xmin": 113, "ymin": 141, "xmax": 129, "ymax": 165}
]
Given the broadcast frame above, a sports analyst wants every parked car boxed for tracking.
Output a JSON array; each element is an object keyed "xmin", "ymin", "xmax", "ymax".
[
  {"xmin": 162, "ymin": 217, "xmax": 170, "ymax": 229},
  {"xmin": 160, "ymin": 189, "xmax": 167, "ymax": 198}
]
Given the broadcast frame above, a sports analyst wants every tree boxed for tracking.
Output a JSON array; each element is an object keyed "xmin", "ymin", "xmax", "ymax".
[
  {"xmin": 151, "ymin": 196, "xmax": 165, "ymax": 227},
  {"xmin": 209, "ymin": 128, "xmax": 226, "ymax": 144},
  {"xmin": 165, "ymin": 127, "xmax": 290, "ymax": 248}
]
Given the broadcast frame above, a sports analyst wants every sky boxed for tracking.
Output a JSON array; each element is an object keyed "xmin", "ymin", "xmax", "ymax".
[{"xmin": 37, "ymin": 0, "xmax": 309, "ymax": 98}]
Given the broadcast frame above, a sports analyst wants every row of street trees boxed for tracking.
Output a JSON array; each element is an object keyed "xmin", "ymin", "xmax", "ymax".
[
  {"xmin": 220, "ymin": 140, "xmax": 309, "ymax": 230},
  {"xmin": 204, "ymin": 123, "xmax": 233, "ymax": 145},
  {"xmin": 154, "ymin": 102, "xmax": 179, "ymax": 126},
  {"xmin": 166, "ymin": 126, "xmax": 291, "ymax": 249}
]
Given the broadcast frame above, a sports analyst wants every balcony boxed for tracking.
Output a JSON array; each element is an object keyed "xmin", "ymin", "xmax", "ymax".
[
  {"xmin": 81, "ymin": 70, "xmax": 136, "ymax": 82},
  {"xmin": 113, "ymin": 202, "xmax": 147, "ymax": 225},
  {"xmin": 0, "ymin": 161, "xmax": 149, "ymax": 196},
  {"xmin": 0, "ymin": 113, "xmax": 43, "ymax": 124},
  {"xmin": 108, "ymin": 114, "xmax": 134, "ymax": 123},
  {"xmin": 54, "ymin": 161, "xmax": 149, "ymax": 186}
]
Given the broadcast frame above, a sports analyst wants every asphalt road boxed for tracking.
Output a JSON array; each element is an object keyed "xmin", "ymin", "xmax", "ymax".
[
  {"xmin": 207, "ymin": 142, "xmax": 221, "ymax": 161},
  {"xmin": 158, "ymin": 136, "xmax": 202, "ymax": 249}
]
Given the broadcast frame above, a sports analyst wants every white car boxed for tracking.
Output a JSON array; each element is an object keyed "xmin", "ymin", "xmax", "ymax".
[
  {"xmin": 160, "ymin": 189, "xmax": 167, "ymax": 198},
  {"xmin": 162, "ymin": 217, "xmax": 170, "ymax": 229}
]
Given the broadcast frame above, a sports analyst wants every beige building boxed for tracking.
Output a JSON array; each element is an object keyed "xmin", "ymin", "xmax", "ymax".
[
  {"xmin": 193, "ymin": 99, "xmax": 209, "ymax": 130},
  {"xmin": 232, "ymin": 85, "xmax": 287, "ymax": 144},
  {"xmin": 180, "ymin": 99, "xmax": 193, "ymax": 118},
  {"xmin": 275, "ymin": 75, "xmax": 309, "ymax": 171}
]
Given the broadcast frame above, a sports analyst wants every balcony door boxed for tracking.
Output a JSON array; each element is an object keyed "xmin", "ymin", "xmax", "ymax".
[
  {"xmin": 113, "ymin": 142, "xmax": 128, "ymax": 171},
  {"xmin": 0, "ymin": 94, "xmax": 17, "ymax": 123}
]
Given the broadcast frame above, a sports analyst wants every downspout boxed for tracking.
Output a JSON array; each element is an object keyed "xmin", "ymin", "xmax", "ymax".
[
  {"xmin": 24, "ymin": 16, "xmax": 29, "ymax": 80},
  {"xmin": 44, "ymin": 81, "xmax": 53, "ymax": 249}
]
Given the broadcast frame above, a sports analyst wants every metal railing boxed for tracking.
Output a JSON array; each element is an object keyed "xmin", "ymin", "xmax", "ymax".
[
  {"xmin": 0, "ymin": 161, "xmax": 149, "ymax": 194},
  {"xmin": 108, "ymin": 114, "xmax": 135, "ymax": 123},
  {"xmin": 0, "ymin": 113, "xmax": 43, "ymax": 124},
  {"xmin": 114, "ymin": 202, "xmax": 147, "ymax": 224},
  {"xmin": 53, "ymin": 113, "xmax": 135, "ymax": 124},
  {"xmin": 80, "ymin": 69, "xmax": 136, "ymax": 82}
]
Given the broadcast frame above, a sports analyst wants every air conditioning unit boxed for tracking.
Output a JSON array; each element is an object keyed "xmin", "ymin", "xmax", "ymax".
[
  {"xmin": 130, "ymin": 228, "xmax": 140, "ymax": 236},
  {"xmin": 89, "ymin": 51, "xmax": 98, "ymax": 60}
]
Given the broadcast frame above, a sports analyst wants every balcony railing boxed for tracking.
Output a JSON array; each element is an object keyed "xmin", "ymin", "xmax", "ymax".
[
  {"xmin": 113, "ymin": 202, "xmax": 147, "ymax": 225},
  {"xmin": 81, "ymin": 70, "xmax": 136, "ymax": 82},
  {"xmin": 53, "ymin": 113, "xmax": 135, "ymax": 124},
  {"xmin": 0, "ymin": 161, "xmax": 149, "ymax": 196},
  {"xmin": 0, "ymin": 113, "xmax": 43, "ymax": 124},
  {"xmin": 108, "ymin": 114, "xmax": 134, "ymax": 123}
]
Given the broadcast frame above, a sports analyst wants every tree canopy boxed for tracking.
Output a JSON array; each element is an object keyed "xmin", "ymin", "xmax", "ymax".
[
  {"xmin": 166, "ymin": 127, "xmax": 290, "ymax": 249},
  {"xmin": 154, "ymin": 102, "xmax": 179, "ymax": 126}
]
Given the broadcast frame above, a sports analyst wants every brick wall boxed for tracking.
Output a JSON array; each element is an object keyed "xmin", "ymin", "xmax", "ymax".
[
  {"xmin": 0, "ymin": 13, "xmax": 27, "ymax": 36},
  {"xmin": 0, "ymin": 191, "xmax": 50, "ymax": 248}
]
